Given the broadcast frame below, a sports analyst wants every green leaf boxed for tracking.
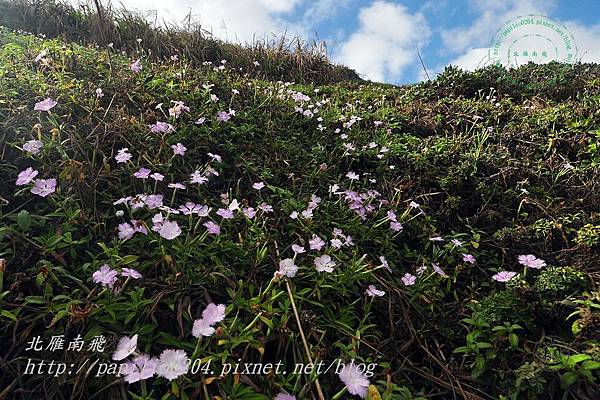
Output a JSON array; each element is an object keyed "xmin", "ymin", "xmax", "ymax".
[
  {"xmin": 509, "ymin": 333, "xmax": 519, "ymax": 348},
  {"xmin": 568, "ymin": 354, "xmax": 591, "ymax": 365},
  {"xmin": 49, "ymin": 309, "xmax": 69, "ymax": 327},
  {"xmin": 582, "ymin": 360, "xmax": 600, "ymax": 370},
  {"xmin": 1, "ymin": 310, "xmax": 17, "ymax": 321},
  {"xmin": 24, "ymin": 296, "xmax": 47, "ymax": 304},
  {"xmin": 17, "ymin": 210, "xmax": 31, "ymax": 231},
  {"xmin": 120, "ymin": 255, "xmax": 139, "ymax": 264},
  {"xmin": 259, "ymin": 315, "xmax": 274, "ymax": 329},
  {"xmin": 453, "ymin": 346, "xmax": 470, "ymax": 353},
  {"xmin": 560, "ymin": 371, "xmax": 578, "ymax": 388}
]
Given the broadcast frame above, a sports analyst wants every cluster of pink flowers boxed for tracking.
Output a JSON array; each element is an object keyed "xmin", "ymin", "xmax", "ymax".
[
  {"xmin": 288, "ymin": 194, "xmax": 321, "ymax": 220},
  {"xmin": 92, "ymin": 264, "xmax": 141, "ymax": 288},
  {"xmin": 22, "ymin": 52, "xmax": 560, "ymax": 398},
  {"xmin": 518, "ymin": 254, "xmax": 546, "ymax": 269},
  {"xmin": 387, "ymin": 211, "xmax": 403, "ymax": 232},
  {"xmin": 110, "ymin": 306, "xmax": 228, "ymax": 383},
  {"xmin": 16, "ymin": 167, "xmax": 57, "ymax": 198},
  {"xmin": 343, "ymin": 189, "xmax": 385, "ymax": 220},
  {"xmin": 112, "ymin": 334, "xmax": 191, "ymax": 383},
  {"xmin": 110, "ymin": 138, "xmax": 286, "ymax": 242},
  {"xmin": 275, "ymin": 226, "xmax": 361, "ymax": 279},
  {"xmin": 14, "ymin": 101, "xmax": 62, "ymax": 198},
  {"xmin": 492, "ymin": 255, "xmax": 547, "ymax": 283}
]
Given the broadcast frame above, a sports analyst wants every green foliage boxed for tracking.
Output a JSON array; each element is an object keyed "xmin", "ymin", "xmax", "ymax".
[
  {"xmin": 469, "ymin": 290, "xmax": 526, "ymax": 326},
  {"xmin": 575, "ymin": 223, "xmax": 600, "ymax": 247},
  {"xmin": 534, "ymin": 266, "xmax": 589, "ymax": 301}
]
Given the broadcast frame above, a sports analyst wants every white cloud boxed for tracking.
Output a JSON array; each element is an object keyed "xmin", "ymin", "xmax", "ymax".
[
  {"xmin": 303, "ymin": 0, "xmax": 353, "ymax": 24},
  {"xmin": 334, "ymin": 1, "xmax": 431, "ymax": 83},
  {"xmin": 445, "ymin": 47, "xmax": 489, "ymax": 72},
  {"xmin": 86, "ymin": 0, "xmax": 304, "ymax": 43},
  {"xmin": 440, "ymin": 0, "xmax": 555, "ymax": 54},
  {"xmin": 564, "ymin": 21, "xmax": 600, "ymax": 63},
  {"xmin": 258, "ymin": 0, "xmax": 301, "ymax": 13}
]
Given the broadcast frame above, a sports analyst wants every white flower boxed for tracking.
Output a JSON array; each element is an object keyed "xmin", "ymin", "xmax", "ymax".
[
  {"xmin": 330, "ymin": 238, "xmax": 343, "ymax": 249},
  {"xmin": 112, "ymin": 334, "xmax": 138, "ymax": 361},
  {"xmin": 346, "ymin": 171, "xmax": 360, "ymax": 181},
  {"xmin": 228, "ymin": 199, "xmax": 240, "ymax": 211},
  {"xmin": 192, "ymin": 318, "xmax": 215, "ymax": 337},
  {"xmin": 366, "ymin": 284, "xmax": 385, "ymax": 297},
  {"xmin": 121, "ymin": 354, "xmax": 157, "ymax": 383},
  {"xmin": 202, "ymin": 303, "xmax": 226, "ymax": 325},
  {"xmin": 314, "ymin": 255, "xmax": 335, "ymax": 272},
  {"xmin": 155, "ymin": 349, "xmax": 189, "ymax": 380},
  {"xmin": 278, "ymin": 258, "xmax": 298, "ymax": 278},
  {"xmin": 378, "ymin": 256, "xmax": 390, "ymax": 271},
  {"xmin": 292, "ymin": 244, "xmax": 305, "ymax": 255},
  {"xmin": 158, "ymin": 221, "xmax": 181, "ymax": 240},
  {"xmin": 207, "ymin": 152, "xmax": 222, "ymax": 162},
  {"xmin": 338, "ymin": 362, "xmax": 370, "ymax": 398}
]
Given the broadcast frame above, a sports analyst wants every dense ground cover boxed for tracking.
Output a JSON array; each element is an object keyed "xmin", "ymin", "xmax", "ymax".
[{"xmin": 0, "ymin": 22, "xmax": 600, "ymax": 400}]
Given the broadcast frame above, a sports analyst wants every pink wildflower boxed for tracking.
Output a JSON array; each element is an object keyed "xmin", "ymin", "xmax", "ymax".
[
  {"xmin": 158, "ymin": 221, "xmax": 181, "ymax": 240},
  {"xmin": 31, "ymin": 178, "xmax": 56, "ymax": 197},
  {"xmin": 492, "ymin": 271, "xmax": 517, "ymax": 282},
  {"xmin": 204, "ymin": 221, "xmax": 221, "ymax": 235},
  {"xmin": 338, "ymin": 362, "xmax": 369, "ymax": 398},
  {"xmin": 401, "ymin": 273, "xmax": 417, "ymax": 286},
  {"xmin": 155, "ymin": 349, "xmax": 189, "ymax": 381},
  {"xmin": 34, "ymin": 98, "xmax": 57, "ymax": 112},
  {"xmin": 112, "ymin": 334, "xmax": 138, "ymax": 361},
  {"xmin": 130, "ymin": 59, "xmax": 142, "ymax": 73},
  {"xmin": 16, "ymin": 167, "xmax": 38, "ymax": 185},
  {"xmin": 171, "ymin": 143, "xmax": 187, "ymax": 156},
  {"xmin": 92, "ymin": 264, "xmax": 118, "ymax": 288},
  {"xmin": 366, "ymin": 284, "xmax": 385, "ymax": 297},
  {"xmin": 518, "ymin": 255, "xmax": 546, "ymax": 269}
]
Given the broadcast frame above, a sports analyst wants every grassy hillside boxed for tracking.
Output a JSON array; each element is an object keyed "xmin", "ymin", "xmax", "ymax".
[
  {"xmin": 0, "ymin": 0, "xmax": 360, "ymax": 85},
  {"xmin": 0, "ymin": 20, "xmax": 599, "ymax": 400}
]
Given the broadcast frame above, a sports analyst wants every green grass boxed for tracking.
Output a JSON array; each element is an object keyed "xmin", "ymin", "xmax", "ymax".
[{"xmin": 0, "ymin": 15, "xmax": 599, "ymax": 400}]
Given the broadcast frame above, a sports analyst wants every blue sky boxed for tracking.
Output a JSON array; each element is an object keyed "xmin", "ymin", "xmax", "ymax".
[{"xmin": 97, "ymin": 0, "xmax": 600, "ymax": 84}]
